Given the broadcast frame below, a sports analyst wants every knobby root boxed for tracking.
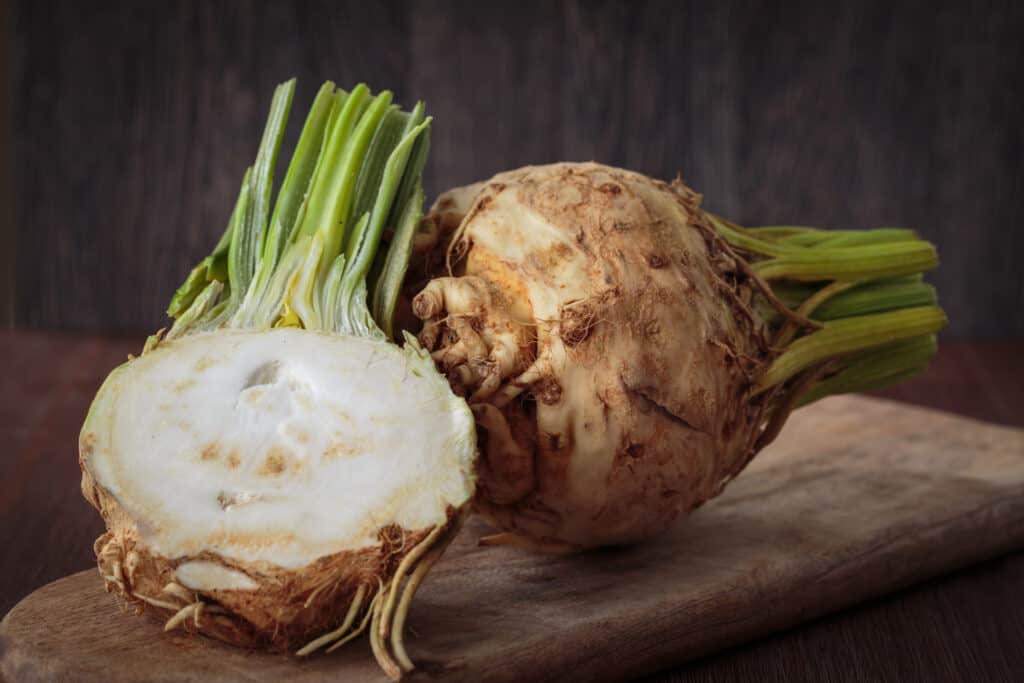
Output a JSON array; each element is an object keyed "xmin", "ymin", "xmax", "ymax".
[{"xmin": 490, "ymin": 358, "xmax": 548, "ymax": 408}]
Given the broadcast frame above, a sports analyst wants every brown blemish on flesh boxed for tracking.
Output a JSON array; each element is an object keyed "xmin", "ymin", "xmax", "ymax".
[
  {"xmin": 322, "ymin": 441, "xmax": 362, "ymax": 459},
  {"xmin": 201, "ymin": 443, "xmax": 219, "ymax": 462},
  {"xmin": 285, "ymin": 424, "xmax": 311, "ymax": 444},
  {"xmin": 258, "ymin": 447, "xmax": 290, "ymax": 476},
  {"xmin": 172, "ymin": 378, "xmax": 197, "ymax": 392},
  {"xmin": 194, "ymin": 355, "xmax": 217, "ymax": 372},
  {"xmin": 226, "ymin": 450, "xmax": 241, "ymax": 469}
]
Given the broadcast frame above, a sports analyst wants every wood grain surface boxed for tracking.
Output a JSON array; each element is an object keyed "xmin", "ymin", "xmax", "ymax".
[
  {"xmin": 10, "ymin": 0, "xmax": 1024, "ymax": 336},
  {"xmin": 0, "ymin": 333, "xmax": 1023, "ymax": 682},
  {"xmin": 3, "ymin": 393, "xmax": 1024, "ymax": 682}
]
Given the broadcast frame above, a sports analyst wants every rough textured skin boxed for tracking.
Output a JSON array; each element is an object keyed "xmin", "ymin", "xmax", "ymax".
[
  {"xmin": 412, "ymin": 163, "xmax": 777, "ymax": 548},
  {"xmin": 79, "ymin": 439, "xmax": 459, "ymax": 652}
]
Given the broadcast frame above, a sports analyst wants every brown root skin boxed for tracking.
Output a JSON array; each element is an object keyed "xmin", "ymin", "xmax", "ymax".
[
  {"xmin": 80, "ymin": 442, "xmax": 465, "ymax": 670},
  {"xmin": 414, "ymin": 162, "xmax": 781, "ymax": 549}
]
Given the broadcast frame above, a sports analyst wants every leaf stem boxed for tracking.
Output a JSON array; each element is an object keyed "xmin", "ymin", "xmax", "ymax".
[{"xmin": 756, "ymin": 306, "xmax": 947, "ymax": 392}]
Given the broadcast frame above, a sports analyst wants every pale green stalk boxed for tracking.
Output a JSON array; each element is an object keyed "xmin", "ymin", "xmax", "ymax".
[
  {"xmin": 712, "ymin": 215, "xmax": 946, "ymax": 405},
  {"xmin": 166, "ymin": 80, "xmax": 431, "ymax": 341}
]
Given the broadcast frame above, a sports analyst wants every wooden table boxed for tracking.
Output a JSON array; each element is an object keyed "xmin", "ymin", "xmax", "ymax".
[{"xmin": 2, "ymin": 332, "xmax": 1022, "ymax": 681}]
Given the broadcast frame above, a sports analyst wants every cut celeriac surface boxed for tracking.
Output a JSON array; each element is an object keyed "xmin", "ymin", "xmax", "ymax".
[{"xmin": 83, "ymin": 329, "xmax": 474, "ymax": 573}]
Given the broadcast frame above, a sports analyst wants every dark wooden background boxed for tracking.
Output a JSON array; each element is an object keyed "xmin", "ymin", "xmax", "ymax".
[{"xmin": 6, "ymin": 0, "xmax": 1024, "ymax": 336}]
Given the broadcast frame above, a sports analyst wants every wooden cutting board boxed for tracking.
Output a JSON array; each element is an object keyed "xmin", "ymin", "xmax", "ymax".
[{"xmin": 3, "ymin": 395, "xmax": 1023, "ymax": 682}]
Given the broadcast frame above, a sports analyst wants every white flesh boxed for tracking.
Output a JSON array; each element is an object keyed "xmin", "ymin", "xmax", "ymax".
[{"xmin": 83, "ymin": 329, "xmax": 475, "ymax": 580}]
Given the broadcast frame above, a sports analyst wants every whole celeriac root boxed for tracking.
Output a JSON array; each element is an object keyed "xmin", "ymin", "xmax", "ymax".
[{"xmin": 408, "ymin": 163, "xmax": 946, "ymax": 550}]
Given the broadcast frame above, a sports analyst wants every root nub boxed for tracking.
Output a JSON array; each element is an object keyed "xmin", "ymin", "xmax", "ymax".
[{"xmin": 413, "ymin": 276, "xmax": 534, "ymax": 401}]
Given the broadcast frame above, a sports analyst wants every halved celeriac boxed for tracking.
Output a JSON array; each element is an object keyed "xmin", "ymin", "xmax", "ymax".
[
  {"xmin": 78, "ymin": 79, "xmax": 474, "ymax": 680},
  {"xmin": 81, "ymin": 329, "xmax": 474, "ymax": 669}
]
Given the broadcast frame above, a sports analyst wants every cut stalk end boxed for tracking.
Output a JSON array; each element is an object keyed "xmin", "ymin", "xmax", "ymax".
[{"xmin": 710, "ymin": 216, "xmax": 947, "ymax": 406}]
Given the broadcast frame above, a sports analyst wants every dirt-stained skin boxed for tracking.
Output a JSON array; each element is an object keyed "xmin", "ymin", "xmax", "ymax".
[{"xmin": 412, "ymin": 163, "xmax": 778, "ymax": 549}]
